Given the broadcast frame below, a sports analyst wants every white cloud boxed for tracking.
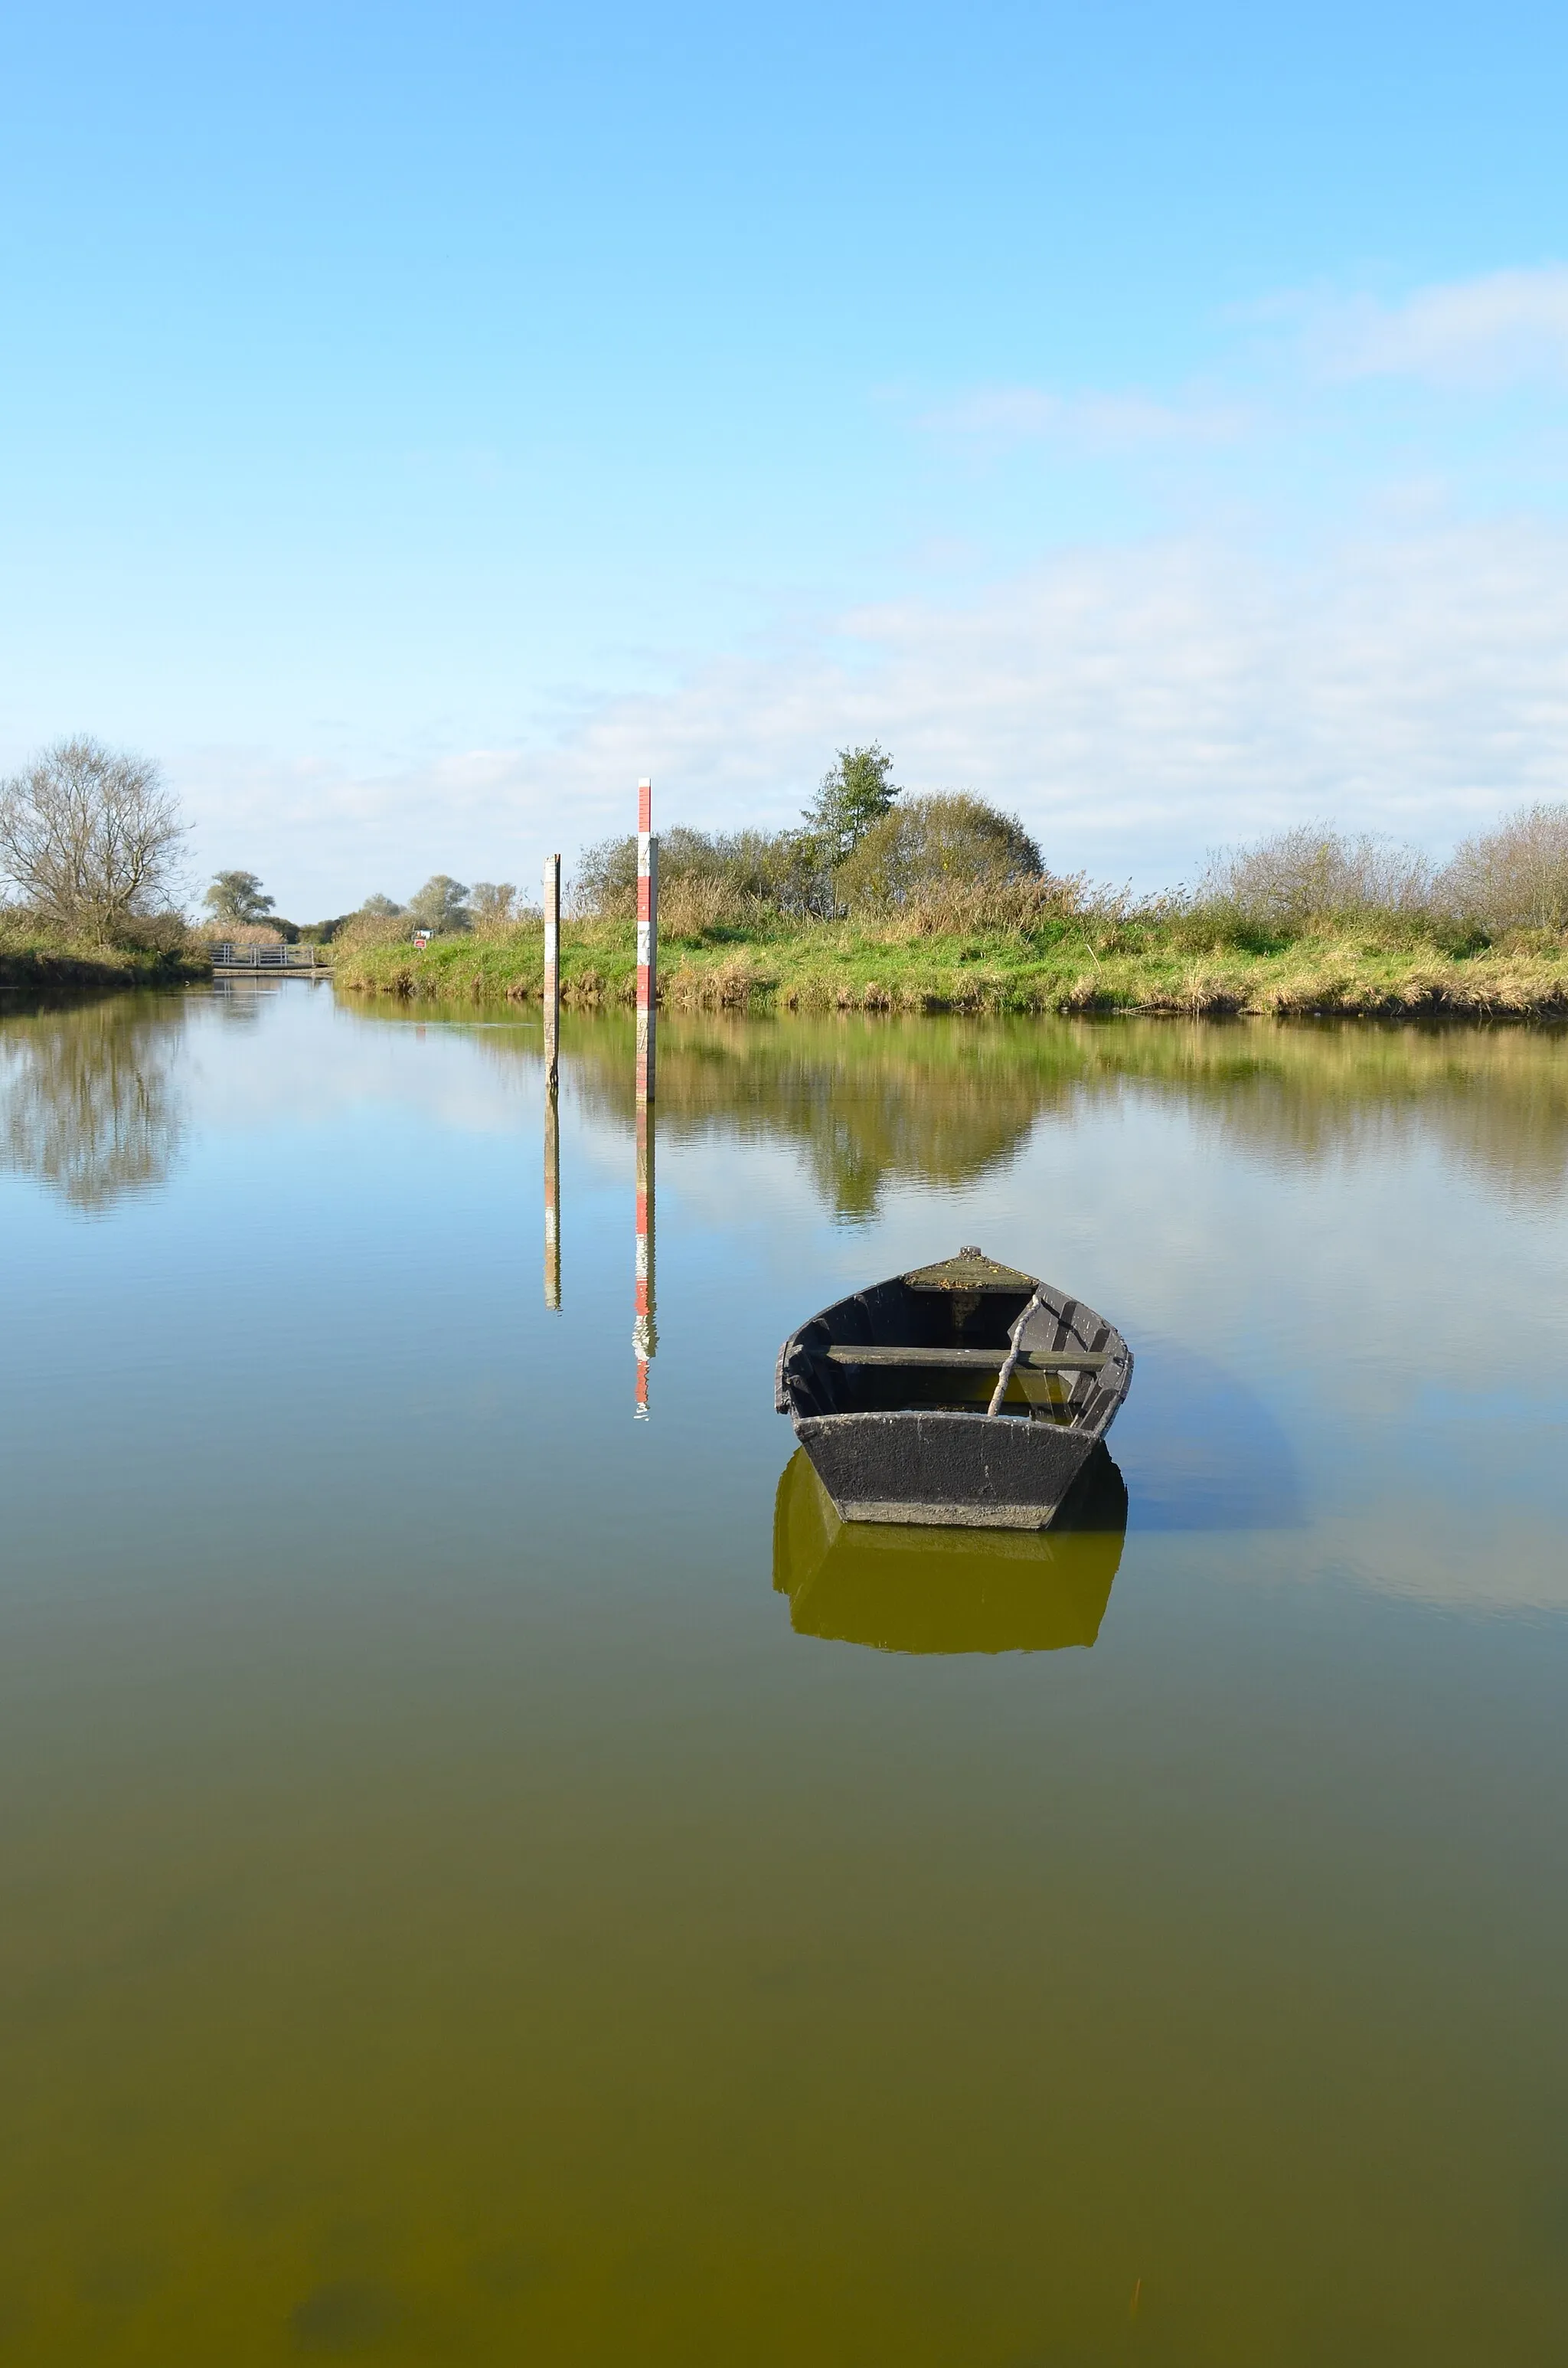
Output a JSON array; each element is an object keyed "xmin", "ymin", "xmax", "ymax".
[
  {"xmin": 175, "ymin": 513, "xmax": 1568, "ymax": 909},
  {"xmin": 1313, "ymin": 264, "xmax": 1568, "ymax": 387}
]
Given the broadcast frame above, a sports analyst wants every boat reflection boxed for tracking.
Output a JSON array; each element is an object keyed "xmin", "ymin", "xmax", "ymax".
[{"xmin": 773, "ymin": 1444, "xmax": 1127, "ymax": 1655}]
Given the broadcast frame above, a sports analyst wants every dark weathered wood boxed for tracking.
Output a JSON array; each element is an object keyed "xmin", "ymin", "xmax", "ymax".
[
  {"xmin": 824, "ymin": 1345, "xmax": 1111, "ymax": 1371},
  {"xmin": 776, "ymin": 1249, "xmax": 1134, "ymax": 1530}
]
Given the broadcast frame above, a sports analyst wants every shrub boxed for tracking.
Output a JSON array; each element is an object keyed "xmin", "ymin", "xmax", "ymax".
[
  {"xmin": 574, "ymin": 826, "xmax": 826, "ymax": 924},
  {"xmin": 1191, "ymin": 825, "xmax": 1436, "ymax": 934},
  {"xmin": 837, "ymin": 795, "xmax": 1044, "ymax": 914},
  {"xmin": 194, "ymin": 919, "xmax": 283, "ymax": 947},
  {"xmin": 1438, "ymin": 803, "xmax": 1568, "ymax": 934},
  {"xmin": 332, "ymin": 908, "xmax": 413, "ymax": 953}
]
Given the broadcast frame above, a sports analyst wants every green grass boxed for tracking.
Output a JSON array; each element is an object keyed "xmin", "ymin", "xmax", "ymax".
[{"xmin": 332, "ymin": 914, "xmax": 1568, "ymax": 1020}]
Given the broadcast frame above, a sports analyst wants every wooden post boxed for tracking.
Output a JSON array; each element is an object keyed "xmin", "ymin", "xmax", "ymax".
[
  {"xmin": 544, "ymin": 1078, "xmax": 561, "ymax": 1312},
  {"xmin": 635, "ymin": 780, "xmax": 656, "ymax": 1102},
  {"xmin": 542, "ymin": 852, "xmax": 561, "ymax": 1089},
  {"xmin": 633, "ymin": 1097, "xmax": 656, "ymax": 1415}
]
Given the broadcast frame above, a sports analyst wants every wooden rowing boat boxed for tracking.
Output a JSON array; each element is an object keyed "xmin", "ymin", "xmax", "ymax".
[{"xmin": 773, "ymin": 1247, "xmax": 1134, "ymax": 1530}]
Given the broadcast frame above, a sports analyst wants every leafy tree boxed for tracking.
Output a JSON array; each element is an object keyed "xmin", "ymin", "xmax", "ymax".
[
  {"xmin": 359, "ymin": 893, "xmax": 404, "ymax": 918},
  {"xmin": 802, "ymin": 744, "xmax": 901, "ymax": 868},
  {"xmin": 403, "ymin": 875, "xmax": 472, "ymax": 934},
  {"xmin": 203, "ymin": 869, "xmax": 275, "ymax": 925},
  {"xmin": 469, "ymin": 881, "xmax": 518, "ymax": 926},
  {"xmin": 0, "ymin": 738, "xmax": 186, "ymax": 939}
]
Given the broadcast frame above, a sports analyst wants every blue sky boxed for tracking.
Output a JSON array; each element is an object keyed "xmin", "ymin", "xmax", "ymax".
[{"xmin": 2, "ymin": 1, "xmax": 1566, "ymax": 912}]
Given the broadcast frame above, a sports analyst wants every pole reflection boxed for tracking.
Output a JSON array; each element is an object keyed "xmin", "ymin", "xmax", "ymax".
[
  {"xmin": 544, "ymin": 1080, "xmax": 561, "ymax": 1311},
  {"xmin": 633, "ymin": 1097, "xmax": 657, "ymax": 1415}
]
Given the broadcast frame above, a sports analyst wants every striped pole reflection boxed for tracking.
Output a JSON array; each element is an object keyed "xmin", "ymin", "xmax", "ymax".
[
  {"xmin": 633, "ymin": 1097, "xmax": 657, "ymax": 1417},
  {"xmin": 543, "ymin": 1074, "xmax": 560, "ymax": 1312}
]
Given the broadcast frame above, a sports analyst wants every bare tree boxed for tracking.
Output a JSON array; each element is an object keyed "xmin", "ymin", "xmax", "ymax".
[
  {"xmin": 0, "ymin": 738, "xmax": 187, "ymax": 938},
  {"xmin": 1439, "ymin": 803, "xmax": 1568, "ymax": 934}
]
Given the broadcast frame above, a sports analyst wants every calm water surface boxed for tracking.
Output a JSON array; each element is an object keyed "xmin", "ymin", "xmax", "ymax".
[{"xmin": 2, "ymin": 984, "xmax": 1567, "ymax": 2364}]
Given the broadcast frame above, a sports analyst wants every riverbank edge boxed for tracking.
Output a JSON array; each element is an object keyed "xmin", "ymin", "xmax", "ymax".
[
  {"xmin": 333, "ymin": 925, "xmax": 1568, "ymax": 1021},
  {"xmin": 0, "ymin": 944, "xmax": 212, "ymax": 997}
]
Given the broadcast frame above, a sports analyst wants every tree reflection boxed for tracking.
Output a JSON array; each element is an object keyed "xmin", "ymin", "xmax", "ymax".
[
  {"xmin": 371, "ymin": 1001, "xmax": 1568, "ymax": 1215},
  {"xmin": 565, "ymin": 1015, "xmax": 1060, "ymax": 1218},
  {"xmin": 0, "ymin": 996, "xmax": 187, "ymax": 1210},
  {"xmin": 557, "ymin": 1011, "xmax": 1568, "ymax": 1214}
]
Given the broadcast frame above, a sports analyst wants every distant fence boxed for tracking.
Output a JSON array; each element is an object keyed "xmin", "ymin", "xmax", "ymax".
[{"xmin": 211, "ymin": 942, "xmax": 331, "ymax": 971}]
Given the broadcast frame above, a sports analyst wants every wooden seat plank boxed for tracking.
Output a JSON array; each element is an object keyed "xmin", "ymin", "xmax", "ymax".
[{"xmin": 823, "ymin": 1345, "xmax": 1112, "ymax": 1371}]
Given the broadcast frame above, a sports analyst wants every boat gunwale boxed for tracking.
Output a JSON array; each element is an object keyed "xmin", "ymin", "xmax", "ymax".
[{"xmin": 775, "ymin": 1265, "xmax": 1132, "ymax": 1441}]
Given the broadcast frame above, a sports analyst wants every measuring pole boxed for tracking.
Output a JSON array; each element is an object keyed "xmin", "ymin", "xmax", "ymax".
[
  {"xmin": 635, "ymin": 780, "xmax": 657, "ymax": 1102},
  {"xmin": 542, "ymin": 852, "xmax": 561, "ymax": 1089}
]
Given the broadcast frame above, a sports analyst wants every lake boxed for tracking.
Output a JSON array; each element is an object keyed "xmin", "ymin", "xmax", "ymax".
[{"xmin": 2, "ymin": 983, "xmax": 1567, "ymax": 2364}]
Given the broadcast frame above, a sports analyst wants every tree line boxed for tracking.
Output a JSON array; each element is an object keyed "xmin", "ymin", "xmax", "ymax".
[{"xmin": 5, "ymin": 733, "xmax": 1568, "ymax": 950}]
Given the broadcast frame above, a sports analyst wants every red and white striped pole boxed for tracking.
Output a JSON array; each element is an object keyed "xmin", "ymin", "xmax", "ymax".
[
  {"xmin": 633, "ymin": 779, "xmax": 658, "ymax": 1415},
  {"xmin": 635, "ymin": 779, "xmax": 657, "ymax": 1102}
]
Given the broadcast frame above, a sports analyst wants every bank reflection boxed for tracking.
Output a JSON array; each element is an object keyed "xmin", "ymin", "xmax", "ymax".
[
  {"xmin": 773, "ymin": 1444, "xmax": 1128, "ymax": 1654},
  {"xmin": 0, "ymin": 994, "xmax": 187, "ymax": 1210},
  {"xmin": 558, "ymin": 1011, "xmax": 1568, "ymax": 1216}
]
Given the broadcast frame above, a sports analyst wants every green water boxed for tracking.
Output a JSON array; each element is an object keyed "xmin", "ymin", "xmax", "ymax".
[{"xmin": 2, "ymin": 986, "xmax": 1566, "ymax": 2363}]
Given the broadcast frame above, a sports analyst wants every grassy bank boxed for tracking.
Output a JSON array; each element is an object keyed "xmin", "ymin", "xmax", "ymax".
[
  {"xmin": 332, "ymin": 914, "xmax": 1568, "ymax": 1019},
  {"xmin": 0, "ymin": 925, "xmax": 210, "ymax": 998}
]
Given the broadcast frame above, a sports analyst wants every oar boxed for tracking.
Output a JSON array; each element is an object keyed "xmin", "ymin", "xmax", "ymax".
[{"xmin": 986, "ymin": 1286, "xmax": 1047, "ymax": 1416}]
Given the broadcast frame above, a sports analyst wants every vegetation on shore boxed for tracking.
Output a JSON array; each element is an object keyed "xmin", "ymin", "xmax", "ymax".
[
  {"xmin": 10, "ymin": 730, "xmax": 1568, "ymax": 1022},
  {"xmin": 0, "ymin": 913, "xmax": 208, "ymax": 996},
  {"xmin": 333, "ymin": 906, "xmax": 1568, "ymax": 1021},
  {"xmin": 331, "ymin": 756, "xmax": 1568, "ymax": 1021}
]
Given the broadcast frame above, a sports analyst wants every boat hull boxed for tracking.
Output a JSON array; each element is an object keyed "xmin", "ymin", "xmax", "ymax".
[{"xmin": 793, "ymin": 1405, "xmax": 1099, "ymax": 1528}]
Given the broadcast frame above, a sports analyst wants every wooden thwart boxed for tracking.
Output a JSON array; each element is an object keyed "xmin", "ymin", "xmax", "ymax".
[{"xmin": 825, "ymin": 1345, "xmax": 1111, "ymax": 1371}]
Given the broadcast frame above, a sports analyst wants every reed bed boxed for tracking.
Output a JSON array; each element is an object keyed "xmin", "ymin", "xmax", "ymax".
[{"xmin": 332, "ymin": 909, "xmax": 1568, "ymax": 1021}]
